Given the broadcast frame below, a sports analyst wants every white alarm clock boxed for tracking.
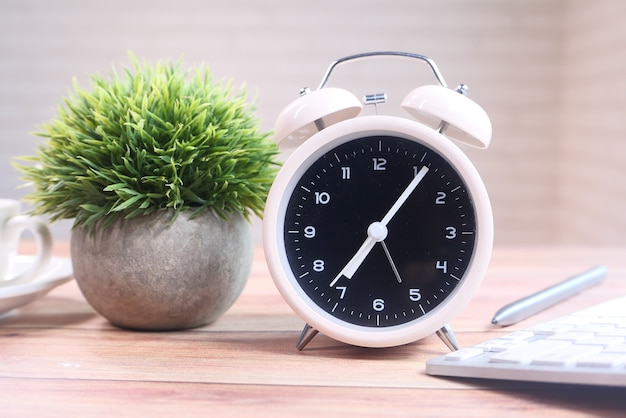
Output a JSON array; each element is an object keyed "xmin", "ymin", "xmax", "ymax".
[{"xmin": 263, "ymin": 52, "xmax": 493, "ymax": 351}]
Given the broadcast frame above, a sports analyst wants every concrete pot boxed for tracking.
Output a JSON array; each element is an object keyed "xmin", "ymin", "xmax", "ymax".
[{"xmin": 70, "ymin": 209, "xmax": 253, "ymax": 330}]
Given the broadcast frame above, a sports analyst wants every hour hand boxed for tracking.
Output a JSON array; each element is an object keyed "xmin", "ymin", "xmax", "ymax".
[
  {"xmin": 329, "ymin": 236, "xmax": 375, "ymax": 287},
  {"xmin": 329, "ymin": 222, "xmax": 387, "ymax": 287}
]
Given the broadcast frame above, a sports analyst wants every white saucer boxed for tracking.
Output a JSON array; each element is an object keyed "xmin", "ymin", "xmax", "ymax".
[{"xmin": 0, "ymin": 256, "xmax": 74, "ymax": 316}]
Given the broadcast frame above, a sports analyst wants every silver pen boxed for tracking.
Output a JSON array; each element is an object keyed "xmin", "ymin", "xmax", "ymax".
[{"xmin": 491, "ymin": 265, "xmax": 608, "ymax": 326}]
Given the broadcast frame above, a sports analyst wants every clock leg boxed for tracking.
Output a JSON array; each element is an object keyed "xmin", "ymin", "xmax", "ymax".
[
  {"xmin": 436, "ymin": 324, "xmax": 460, "ymax": 352},
  {"xmin": 296, "ymin": 323, "xmax": 319, "ymax": 351}
]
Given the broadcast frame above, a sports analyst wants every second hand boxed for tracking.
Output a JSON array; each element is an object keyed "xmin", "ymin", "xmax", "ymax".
[{"xmin": 380, "ymin": 240, "xmax": 402, "ymax": 283}]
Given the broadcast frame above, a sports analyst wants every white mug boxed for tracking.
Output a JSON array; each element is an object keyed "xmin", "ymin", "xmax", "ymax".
[{"xmin": 0, "ymin": 199, "xmax": 53, "ymax": 286}]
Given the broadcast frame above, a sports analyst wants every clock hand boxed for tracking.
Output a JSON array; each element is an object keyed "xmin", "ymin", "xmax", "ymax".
[
  {"xmin": 329, "ymin": 165, "xmax": 429, "ymax": 287},
  {"xmin": 380, "ymin": 165, "xmax": 429, "ymax": 225},
  {"xmin": 380, "ymin": 240, "xmax": 402, "ymax": 284},
  {"xmin": 329, "ymin": 225, "xmax": 383, "ymax": 287}
]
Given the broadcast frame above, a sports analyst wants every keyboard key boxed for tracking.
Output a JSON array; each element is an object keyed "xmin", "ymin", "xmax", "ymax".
[
  {"xmin": 531, "ymin": 345, "xmax": 603, "ymax": 366},
  {"xmin": 570, "ymin": 324, "xmax": 614, "ymax": 334},
  {"xmin": 499, "ymin": 331, "xmax": 535, "ymax": 341},
  {"xmin": 443, "ymin": 347, "xmax": 484, "ymax": 361},
  {"xmin": 608, "ymin": 318, "xmax": 626, "ymax": 328},
  {"xmin": 598, "ymin": 329, "xmax": 626, "ymax": 338},
  {"xmin": 576, "ymin": 352, "xmax": 626, "ymax": 368},
  {"xmin": 547, "ymin": 332, "xmax": 594, "ymax": 342},
  {"xmin": 490, "ymin": 340, "xmax": 572, "ymax": 364},
  {"xmin": 591, "ymin": 317, "xmax": 626, "ymax": 328},
  {"xmin": 577, "ymin": 336, "xmax": 625, "ymax": 348},
  {"xmin": 604, "ymin": 345, "xmax": 626, "ymax": 354},
  {"xmin": 476, "ymin": 339, "xmax": 527, "ymax": 352},
  {"xmin": 527, "ymin": 323, "xmax": 572, "ymax": 335}
]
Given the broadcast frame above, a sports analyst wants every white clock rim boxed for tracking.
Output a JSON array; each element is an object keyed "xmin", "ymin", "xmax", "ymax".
[{"xmin": 263, "ymin": 115, "xmax": 493, "ymax": 348}]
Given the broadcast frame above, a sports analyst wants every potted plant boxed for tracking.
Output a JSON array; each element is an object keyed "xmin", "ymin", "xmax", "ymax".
[{"xmin": 15, "ymin": 55, "xmax": 279, "ymax": 330}]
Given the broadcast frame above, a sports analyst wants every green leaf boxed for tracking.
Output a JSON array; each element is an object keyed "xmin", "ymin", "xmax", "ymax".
[{"xmin": 110, "ymin": 194, "xmax": 144, "ymax": 212}]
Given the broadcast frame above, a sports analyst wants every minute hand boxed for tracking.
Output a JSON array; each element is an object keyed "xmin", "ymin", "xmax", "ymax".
[
  {"xmin": 380, "ymin": 165, "xmax": 430, "ymax": 225},
  {"xmin": 329, "ymin": 165, "xmax": 430, "ymax": 287}
]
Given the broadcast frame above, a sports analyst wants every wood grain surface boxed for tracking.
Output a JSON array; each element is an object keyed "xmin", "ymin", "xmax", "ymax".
[{"xmin": 2, "ymin": 242, "xmax": 626, "ymax": 417}]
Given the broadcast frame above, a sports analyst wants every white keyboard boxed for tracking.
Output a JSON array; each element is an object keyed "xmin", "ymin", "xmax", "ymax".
[{"xmin": 426, "ymin": 296, "xmax": 626, "ymax": 387}]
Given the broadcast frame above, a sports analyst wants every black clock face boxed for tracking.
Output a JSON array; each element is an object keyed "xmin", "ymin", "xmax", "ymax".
[{"xmin": 283, "ymin": 135, "xmax": 477, "ymax": 328}]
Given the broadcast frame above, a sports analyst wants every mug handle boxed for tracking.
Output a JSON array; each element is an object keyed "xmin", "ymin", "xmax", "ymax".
[{"xmin": 1, "ymin": 215, "xmax": 53, "ymax": 286}]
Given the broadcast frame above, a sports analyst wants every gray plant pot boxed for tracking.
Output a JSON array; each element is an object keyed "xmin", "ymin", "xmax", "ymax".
[{"xmin": 70, "ymin": 209, "xmax": 253, "ymax": 331}]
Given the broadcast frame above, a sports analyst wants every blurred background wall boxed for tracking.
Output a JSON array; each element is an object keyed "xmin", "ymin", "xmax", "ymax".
[{"xmin": 1, "ymin": 0, "xmax": 624, "ymax": 245}]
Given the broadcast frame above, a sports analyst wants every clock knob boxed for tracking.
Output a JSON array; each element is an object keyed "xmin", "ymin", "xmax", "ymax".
[
  {"xmin": 274, "ymin": 87, "xmax": 362, "ymax": 147},
  {"xmin": 401, "ymin": 84, "xmax": 492, "ymax": 149}
]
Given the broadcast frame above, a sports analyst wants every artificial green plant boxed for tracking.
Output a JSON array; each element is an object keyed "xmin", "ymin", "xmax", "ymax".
[{"xmin": 15, "ymin": 55, "xmax": 279, "ymax": 229}]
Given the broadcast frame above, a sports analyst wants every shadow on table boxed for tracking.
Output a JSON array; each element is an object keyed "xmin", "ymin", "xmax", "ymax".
[
  {"xmin": 0, "ymin": 296, "xmax": 97, "ymax": 328},
  {"xmin": 428, "ymin": 374, "xmax": 626, "ymax": 415}
]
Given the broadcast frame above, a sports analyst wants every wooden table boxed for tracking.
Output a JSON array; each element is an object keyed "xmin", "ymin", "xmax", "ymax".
[{"xmin": 2, "ymin": 242, "xmax": 626, "ymax": 417}]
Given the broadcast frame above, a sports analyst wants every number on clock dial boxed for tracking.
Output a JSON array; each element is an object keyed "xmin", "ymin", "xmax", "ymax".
[{"xmin": 284, "ymin": 135, "xmax": 477, "ymax": 327}]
